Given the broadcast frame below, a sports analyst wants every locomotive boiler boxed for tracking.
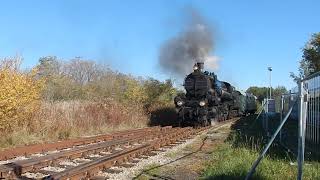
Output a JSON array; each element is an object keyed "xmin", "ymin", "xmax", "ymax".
[{"xmin": 174, "ymin": 62, "xmax": 257, "ymax": 127}]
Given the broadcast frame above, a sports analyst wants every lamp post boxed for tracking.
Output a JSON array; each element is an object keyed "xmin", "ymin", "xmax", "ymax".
[
  {"xmin": 268, "ymin": 67, "xmax": 272, "ymax": 99},
  {"xmin": 265, "ymin": 66, "xmax": 272, "ymax": 136}
]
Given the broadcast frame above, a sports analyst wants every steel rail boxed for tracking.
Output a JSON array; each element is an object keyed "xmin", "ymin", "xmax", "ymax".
[
  {"xmin": 0, "ymin": 127, "xmax": 174, "ymax": 179},
  {"xmin": 0, "ymin": 125, "xmax": 211, "ymax": 179},
  {"xmin": 0, "ymin": 127, "xmax": 162, "ymax": 161},
  {"xmin": 49, "ymin": 128, "xmax": 194, "ymax": 180}
]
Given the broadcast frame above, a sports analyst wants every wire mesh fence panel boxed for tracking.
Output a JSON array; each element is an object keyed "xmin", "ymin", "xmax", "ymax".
[
  {"xmin": 276, "ymin": 93, "xmax": 299, "ymax": 154},
  {"xmin": 304, "ymin": 74, "xmax": 320, "ymax": 157},
  {"xmin": 247, "ymin": 73, "xmax": 320, "ymax": 179},
  {"xmin": 271, "ymin": 73, "xmax": 320, "ymax": 159}
]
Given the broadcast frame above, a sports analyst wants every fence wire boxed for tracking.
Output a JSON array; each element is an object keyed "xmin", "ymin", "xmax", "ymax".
[
  {"xmin": 248, "ymin": 73, "xmax": 320, "ymax": 179},
  {"xmin": 261, "ymin": 73, "xmax": 320, "ymax": 158},
  {"xmin": 304, "ymin": 74, "xmax": 320, "ymax": 156}
]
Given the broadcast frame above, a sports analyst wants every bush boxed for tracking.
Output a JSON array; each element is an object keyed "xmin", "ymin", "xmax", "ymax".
[
  {"xmin": 142, "ymin": 78, "xmax": 177, "ymax": 112},
  {"xmin": 123, "ymin": 78, "xmax": 147, "ymax": 105},
  {"xmin": 31, "ymin": 100, "xmax": 149, "ymax": 140},
  {"xmin": 0, "ymin": 68, "xmax": 44, "ymax": 133},
  {"xmin": 0, "ymin": 56, "xmax": 178, "ymax": 148}
]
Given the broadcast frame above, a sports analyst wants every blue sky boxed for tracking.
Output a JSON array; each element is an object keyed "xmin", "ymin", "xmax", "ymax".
[{"xmin": 0, "ymin": 0, "xmax": 319, "ymax": 91}]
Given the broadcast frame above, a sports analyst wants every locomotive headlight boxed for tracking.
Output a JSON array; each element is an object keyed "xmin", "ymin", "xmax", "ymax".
[
  {"xmin": 193, "ymin": 65, "xmax": 198, "ymax": 71},
  {"xmin": 199, "ymin": 101, "xmax": 206, "ymax": 106},
  {"xmin": 177, "ymin": 101, "xmax": 183, "ymax": 106}
]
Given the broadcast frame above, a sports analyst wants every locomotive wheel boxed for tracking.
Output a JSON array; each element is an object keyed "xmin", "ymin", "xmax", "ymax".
[
  {"xmin": 200, "ymin": 118, "xmax": 206, "ymax": 127},
  {"xmin": 202, "ymin": 120, "xmax": 208, "ymax": 127},
  {"xmin": 196, "ymin": 116, "xmax": 209, "ymax": 127}
]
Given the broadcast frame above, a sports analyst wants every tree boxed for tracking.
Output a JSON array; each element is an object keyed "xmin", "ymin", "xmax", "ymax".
[
  {"xmin": 142, "ymin": 78, "xmax": 176, "ymax": 110},
  {"xmin": 0, "ymin": 57, "xmax": 44, "ymax": 132},
  {"xmin": 303, "ymin": 33, "xmax": 320, "ymax": 73},
  {"xmin": 0, "ymin": 54, "xmax": 22, "ymax": 71},
  {"xmin": 65, "ymin": 58, "xmax": 102, "ymax": 85},
  {"xmin": 246, "ymin": 86, "xmax": 287, "ymax": 103},
  {"xmin": 246, "ymin": 86, "xmax": 269, "ymax": 103},
  {"xmin": 272, "ymin": 86, "xmax": 287, "ymax": 97},
  {"xmin": 37, "ymin": 56, "xmax": 73, "ymax": 101},
  {"xmin": 37, "ymin": 57, "xmax": 107, "ymax": 101},
  {"xmin": 38, "ymin": 56, "xmax": 62, "ymax": 77},
  {"xmin": 291, "ymin": 32, "xmax": 320, "ymax": 80}
]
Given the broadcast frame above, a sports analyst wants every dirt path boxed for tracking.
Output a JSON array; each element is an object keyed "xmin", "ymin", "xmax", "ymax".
[{"xmin": 134, "ymin": 121, "xmax": 234, "ymax": 180}]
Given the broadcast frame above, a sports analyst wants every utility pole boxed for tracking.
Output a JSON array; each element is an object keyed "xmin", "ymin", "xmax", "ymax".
[{"xmin": 268, "ymin": 67, "xmax": 272, "ymax": 99}]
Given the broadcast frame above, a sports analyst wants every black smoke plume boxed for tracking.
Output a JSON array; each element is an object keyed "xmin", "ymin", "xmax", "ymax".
[{"xmin": 159, "ymin": 9, "xmax": 218, "ymax": 77}]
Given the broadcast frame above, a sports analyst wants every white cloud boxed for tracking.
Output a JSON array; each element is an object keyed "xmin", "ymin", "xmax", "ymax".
[{"xmin": 205, "ymin": 56, "xmax": 219, "ymax": 70}]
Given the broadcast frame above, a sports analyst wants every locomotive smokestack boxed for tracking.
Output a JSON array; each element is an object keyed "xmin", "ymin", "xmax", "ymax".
[
  {"xmin": 197, "ymin": 62, "xmax": 204, "ymax": 71},
  {"xmin": 193, "ymin": 62, "xmax": 204, "ymax": 72}
]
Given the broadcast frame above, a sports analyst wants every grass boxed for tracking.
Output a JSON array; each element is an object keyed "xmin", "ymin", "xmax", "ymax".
[
  {"xmin": 0, "ymin": 100, "xmax": 149, "ymax": 150},
  {"xmin": 202, "ymin": 144, "xmax": 320, "ymax": 180},
  {"xmin": 201, "ymin": 115, "xmax": 320, "ymax": 180},
  {"xmin": 165, "ymin": 150, "xmax": 180, "ymax": 159},
  {"xmin": 0, "ymin": 100, "xmax": 178, "ymax": 150},
  {"xmin": 135, "ymin": 163, "xmax": 162, "ymax": 180}
]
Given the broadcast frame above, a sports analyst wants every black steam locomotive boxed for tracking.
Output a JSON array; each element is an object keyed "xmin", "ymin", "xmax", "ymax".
[{"xmin": 174, "ymin": 62, "xmax": 257, "ymax": 127}]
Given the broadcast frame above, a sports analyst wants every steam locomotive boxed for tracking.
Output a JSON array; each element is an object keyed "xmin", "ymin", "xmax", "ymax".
[{"xmin": 174, "ymin": 62, "xmax": 257, "ymax": 127}]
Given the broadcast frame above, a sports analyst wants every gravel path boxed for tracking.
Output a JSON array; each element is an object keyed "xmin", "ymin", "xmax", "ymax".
[
  {"xmin": 99, "ymin": 134, "xmax": 200, "ymax": 180},
  {"xmin": 100, "ymin": 122, "xmax": 233, "ymax": 180}
]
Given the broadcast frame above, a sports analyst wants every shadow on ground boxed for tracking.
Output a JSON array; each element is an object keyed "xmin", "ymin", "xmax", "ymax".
[
  {"xmin": 148, "ymin": 107, "xmax": 179, "ymax": 127},
  {"xmin": 228, "ymin": 114, "xmax": 320, "ymax": 161},
  {"xmin": 226, "ymin": 114, "xmax": 296, "ymax": 160}
]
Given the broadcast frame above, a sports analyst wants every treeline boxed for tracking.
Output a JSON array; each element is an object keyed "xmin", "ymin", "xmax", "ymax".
[
  {"xmin": 246, "ymin": 86, "xmax": 287, "ymax": 103},
  {"xmin": 36, "ymin": 56, "xmax": 176, "ymax": 110},
  {"xmin": 246, "ymin": 86, "xmax": 288, "ymax": 112},
  {"xmin": 0, "ymin": 55, "xmax": 177, "ymax": 147}
]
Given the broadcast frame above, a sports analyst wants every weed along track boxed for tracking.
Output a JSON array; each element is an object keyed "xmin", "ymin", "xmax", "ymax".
[{"xmin": 0, "ymin": 126, "xmax": 208, "ymax": 179}]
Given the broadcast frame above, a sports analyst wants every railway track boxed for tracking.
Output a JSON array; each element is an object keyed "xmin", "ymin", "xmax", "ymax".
[{"xmin": 0, "ymin": 126, "xmax": 208, "ymax": 179}]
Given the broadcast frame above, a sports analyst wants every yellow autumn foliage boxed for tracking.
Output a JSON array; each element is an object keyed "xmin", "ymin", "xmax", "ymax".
[
  {"xmin": 123, "ymin": 78, "xmax": 147, "ymax": 104},
  {"xmin": 0, "ymin": 68, "xmax": 44, "ymax": 132}
]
